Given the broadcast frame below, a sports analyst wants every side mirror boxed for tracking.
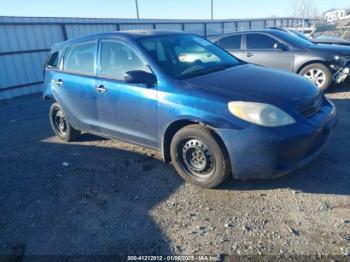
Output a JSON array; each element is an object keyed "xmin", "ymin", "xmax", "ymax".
[
  {"xmin": 124, "ymin": 70, "xmax": 157, "ymax": 87},
  {"xmin": 273, "ymin": 42, "xmax": 288, "ymax": 51}
]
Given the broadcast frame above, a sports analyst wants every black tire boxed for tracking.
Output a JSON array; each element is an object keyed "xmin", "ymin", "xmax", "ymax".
[
  {"xmin": 49, "ymin": 102, "xmax": 80, "ymax": 142},
  {"xmin": 299, "ymin": 63, "xmax": 333, "ymax": 91},
  {"xmin": 170, "ymin": 124, "xmax": 231, "ymax": 188}
]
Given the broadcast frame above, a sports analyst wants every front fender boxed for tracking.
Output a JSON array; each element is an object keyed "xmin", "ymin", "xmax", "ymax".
[{"xmin": 293, "ymin": 51, "xmax": 333, "ymax": 73}]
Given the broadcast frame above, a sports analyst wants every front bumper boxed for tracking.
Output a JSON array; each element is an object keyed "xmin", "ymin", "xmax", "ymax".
[
  {"xmin": 215, "ymin": 101, "xmax": 337, "ymax": 179},
  {"xmin": 332, "ymin": 56, "xmax": 350, "ymax": 84},
  {"xmin": 334, "ymin": 67, "xmax": 350, "ymax": 84}
]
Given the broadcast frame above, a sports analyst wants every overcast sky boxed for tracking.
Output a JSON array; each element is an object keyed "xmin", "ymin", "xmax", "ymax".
[{"xmin": 0, "ymin": 0, "xmax": 349, "ymax": 19}]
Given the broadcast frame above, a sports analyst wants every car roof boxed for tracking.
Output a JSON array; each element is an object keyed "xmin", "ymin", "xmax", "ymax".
[
  {"xmin": 211, "ymin": 28, "xmax": 289, "ymax": 41},
  {"xmin": 51, "ymin": 30, "xmax": 190, "ymax": 51}
]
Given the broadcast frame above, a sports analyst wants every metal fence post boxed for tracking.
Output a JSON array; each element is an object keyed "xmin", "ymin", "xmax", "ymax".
[{"xmin": 61, "ymin": 24, "xmax": 68, "ymax": 40}]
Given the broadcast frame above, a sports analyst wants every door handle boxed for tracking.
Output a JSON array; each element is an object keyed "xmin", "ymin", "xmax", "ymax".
[
  {"xmin": 55, "ymin": 79, "xmax": 63, "ymax": 87},
  {"xmin": 96, "ymin": 85, "xmax": 107, "ymax": 93},
  {"xmin": 246, "ymin": 52, "xmax": 254, "ymax": 58}
]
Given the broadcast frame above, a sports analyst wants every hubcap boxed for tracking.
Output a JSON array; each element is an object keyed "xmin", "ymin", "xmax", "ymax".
[
  {"xmin": 54, "ymin": 110, "xmax": 67, "ymax": 136},
  {"xmin": 180, "ymin": 139, "xmax": 214, "ymax": 178},
  {"xmin": 303, "ymin": 68, "xmax": 326, "ymax": 88}
]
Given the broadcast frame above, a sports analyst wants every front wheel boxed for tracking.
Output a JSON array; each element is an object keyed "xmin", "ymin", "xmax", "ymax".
[
  {"xmin": 49, "ymin": 102, "xmax": 81, "ymax": 142},
  {"xmin": 170, "ymin": 125, "xmax": 231, "ymax": 188},
  {"xmin": 299, "ymin": 63, "xmax": 332, "ymax": 91}
]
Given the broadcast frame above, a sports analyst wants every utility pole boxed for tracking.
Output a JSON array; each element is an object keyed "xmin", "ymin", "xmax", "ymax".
[
  {"xmin": 211, "ymin": 0, "xmax": 214, "ymax": 20},
  {"xmin": 135, "ymin": 0, "xmax": 140, "ymax": 19}
]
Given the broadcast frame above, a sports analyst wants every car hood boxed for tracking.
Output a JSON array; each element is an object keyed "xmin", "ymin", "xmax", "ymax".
[
  {"xmin": 183, "ymin": 64, "xmax": 320, "ymax": 108},
  {"xmin": 312, "ymin": 38, "xmax": 350, "ymax": 45},
  {"xmin": 307, "ymin": 43, "xmax": 350, "ymax": 54}
]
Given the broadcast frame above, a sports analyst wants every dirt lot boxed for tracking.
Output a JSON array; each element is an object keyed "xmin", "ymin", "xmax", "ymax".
[{"xmin": 0, "ymin": 84, "xmax": 349, "ymax": 259}]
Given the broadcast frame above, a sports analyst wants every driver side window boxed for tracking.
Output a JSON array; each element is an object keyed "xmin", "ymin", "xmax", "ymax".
[{"xmin": 100, "ymin": 40, "xmax": 147, "ymax": 80}]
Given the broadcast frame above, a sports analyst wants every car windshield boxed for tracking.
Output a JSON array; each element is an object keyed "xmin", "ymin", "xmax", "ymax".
[
  {"xmin": 290, "ymin": 30, "xmax": 313, "ymax": 41},
  {"xmin": 277, "ymin": 31, "xmax": 314, "ymax": 47},
  {"xmin": 139, "ymin": 34, "xmax": 240, "ymax": 80}
]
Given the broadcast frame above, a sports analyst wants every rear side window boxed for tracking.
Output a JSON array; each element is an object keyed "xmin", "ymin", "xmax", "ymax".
[
  {"xmin": 47, "ymin": 52, "xmax": 59, "ymax": 68},
  {"xmin": 219, "ymin": 35, "xmax": 242, "ymax": 50},
  {"xmin": 64, "ymin": 42, "xmax": 96, "ymax": 75},
  {"xmin": 246, "ymin": 33, "xmax": 278, "ymax": 49}
]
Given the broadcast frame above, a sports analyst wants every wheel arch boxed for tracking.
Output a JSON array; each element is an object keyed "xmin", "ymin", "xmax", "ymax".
[
  {"xmin": 43, "ymin": 87, "xmax": 56, "ymax": 101},
  {"xmin": 296, "ymin": 60, "xmax": 330, "ymax": 74},
  {"xmin": 43, "ymin": 94, "xmax": 56, "ymax": 101},
  {"xmin": 161, "ymin": 119, "xmax": 229, "ymax": 164}
]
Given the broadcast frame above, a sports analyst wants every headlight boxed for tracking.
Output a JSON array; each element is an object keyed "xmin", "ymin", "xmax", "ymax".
[
  {"xmin": 228, "ymin": 101, "xmax": 296, "ymax": 127},
  {"xmin": 334, "ymin": 55, "xmax": 350, "ymax": 66}
]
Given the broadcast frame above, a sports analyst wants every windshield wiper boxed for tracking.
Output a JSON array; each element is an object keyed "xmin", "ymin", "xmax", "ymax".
[{"xmin": 178, "ymin": 63, "xmax": 236, "ymax": 79}]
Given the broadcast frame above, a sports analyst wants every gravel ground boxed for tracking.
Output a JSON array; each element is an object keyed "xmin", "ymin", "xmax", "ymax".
[{"xmin": 0, "ymin": 84, "xmax": 349, "ymax": 259}]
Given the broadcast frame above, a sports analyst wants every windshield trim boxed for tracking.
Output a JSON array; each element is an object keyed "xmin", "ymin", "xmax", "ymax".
[{"xmin": 276, "ymin": 31, "xmax": 314, "ymax": 48}]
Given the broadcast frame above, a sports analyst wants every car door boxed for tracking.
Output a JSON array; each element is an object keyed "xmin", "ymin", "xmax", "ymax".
[
  {"xmin": 243, "ymin": 33, "xmax": 295, "ymax": 71},
  {"xmin": 95, "ymin": 39, "xmax": 158, "ymax": 148},
  {"xmin": 53, "ymin": 40, "xmax": 99, "ymax": 132},
  {"xmin": 218, "ymin": 34, "xmax": 246, "ymax": 60}
]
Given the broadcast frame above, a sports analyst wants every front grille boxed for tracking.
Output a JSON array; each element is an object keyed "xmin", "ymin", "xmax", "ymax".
[{"xmin": 298, "ymin": 94, "xmax": 324, "ymax": 118}]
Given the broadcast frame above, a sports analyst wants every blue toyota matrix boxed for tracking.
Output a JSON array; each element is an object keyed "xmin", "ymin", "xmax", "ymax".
[{"xmin": 43, "ymin": 30, "xmax": 337, "ymax": 188}]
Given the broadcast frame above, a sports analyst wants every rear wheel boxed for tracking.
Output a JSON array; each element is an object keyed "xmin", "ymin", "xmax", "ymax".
[
  {"xmin": 49, "ymin": 102, "xmax": 80, "ymax": 142},
  {"xmin": 170, "ymin": 125, "xmax": 231, "ymax": 188},
  {"xmin": 299, "ymin": 63, "xmax": 332, "ymax": 91}
]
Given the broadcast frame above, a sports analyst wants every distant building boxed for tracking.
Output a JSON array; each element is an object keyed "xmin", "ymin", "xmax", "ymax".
[{"xmin": 325, "ymin": 9, "xmax": 350, "ymax": 23}]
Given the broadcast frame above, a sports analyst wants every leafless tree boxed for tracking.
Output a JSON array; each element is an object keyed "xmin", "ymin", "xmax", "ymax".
[{"xmin": 288, "ymin": 0, "xmax": 320, "ymax": 18}]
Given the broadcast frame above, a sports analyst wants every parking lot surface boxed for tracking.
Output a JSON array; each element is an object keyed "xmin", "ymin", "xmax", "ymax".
[{"xmin": 0, "ymin": 85, "xmax": 349, "ymax": 258}]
